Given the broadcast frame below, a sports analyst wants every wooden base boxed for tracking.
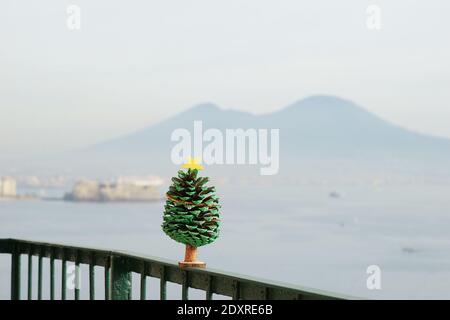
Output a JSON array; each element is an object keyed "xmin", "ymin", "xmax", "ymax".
[
  {"xmin": 179, "ymin": 244, "xmax": 206, "ymax": 268},
  {"xmin": 178, "ymin": 261, "xmax": 206, "ymax": 268}
]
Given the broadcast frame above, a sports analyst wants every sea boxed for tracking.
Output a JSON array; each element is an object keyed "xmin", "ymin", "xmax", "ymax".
[{"xmin": 1, "ymin": 182, "xmax": 450, "ymax": 300}]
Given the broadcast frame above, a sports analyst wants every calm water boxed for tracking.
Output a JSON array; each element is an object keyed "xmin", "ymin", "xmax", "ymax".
[{"xmin": 1, "ymin": 183, "xmax": 450, "ymax": 299}]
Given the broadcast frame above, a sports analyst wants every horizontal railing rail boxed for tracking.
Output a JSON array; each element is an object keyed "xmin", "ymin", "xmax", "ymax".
[{"xmin": 0, "ymin": 238, "xmax": 352, "ymax": 300}]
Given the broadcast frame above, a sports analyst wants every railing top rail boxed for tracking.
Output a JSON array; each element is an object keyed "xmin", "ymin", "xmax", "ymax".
[{"xmin": 0, "ymin": 238, "xmax": 356, "ymax": 300}]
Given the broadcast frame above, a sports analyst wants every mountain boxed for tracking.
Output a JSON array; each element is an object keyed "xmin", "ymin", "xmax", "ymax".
[{"xmin": 69, "ymin": 95, "xmax": 450, "ymax": 178}]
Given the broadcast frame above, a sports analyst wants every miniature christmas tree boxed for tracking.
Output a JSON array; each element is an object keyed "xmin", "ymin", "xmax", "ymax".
[{"xmin": 162, "ymin": 157, "xmax": 220, "ymax": 268}]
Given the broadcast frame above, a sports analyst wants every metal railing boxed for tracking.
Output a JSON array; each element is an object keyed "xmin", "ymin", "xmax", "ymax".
[{"xmin": 0, "ymin": 239, "xmax": 351, "ymax": 300}]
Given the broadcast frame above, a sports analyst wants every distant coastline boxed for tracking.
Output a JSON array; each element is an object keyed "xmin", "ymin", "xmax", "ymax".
[
  {"xmin": 0, "ymin": 175, "xmax": 165, "ymax": 203},
  {"xmin": 63, "ymin": 177, "xmax": 164, "ymax": 203}
]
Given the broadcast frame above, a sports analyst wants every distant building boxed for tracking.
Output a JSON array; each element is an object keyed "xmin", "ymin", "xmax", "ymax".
[
  {"xmin": 117, "ymin": 176, "xmax": 164, "ymax": 187},
  {"xmin": 64, "ymin": 177, "xmax": 162, "ymax": 202},
  {"xmin": 0, "ymin": 177, "xmax": 17, "ymax": 197}
]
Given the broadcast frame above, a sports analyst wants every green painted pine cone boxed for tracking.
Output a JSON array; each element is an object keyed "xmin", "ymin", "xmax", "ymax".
[{"xmin": 162, "ymin": 169, "xmax": 220, "ymax": 247}]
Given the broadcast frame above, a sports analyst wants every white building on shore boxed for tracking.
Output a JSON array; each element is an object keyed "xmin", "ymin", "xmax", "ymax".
[
  {"xmin": 0, "ymin": 177, "xmax": 17, "ymax": 197},
  {"xmin": 117, "ymin": 175, "xmax": 164, "ymax": 187},
  {"xmin": 64, "ymin": 176, "xmax": 163, "ymax": 202}
]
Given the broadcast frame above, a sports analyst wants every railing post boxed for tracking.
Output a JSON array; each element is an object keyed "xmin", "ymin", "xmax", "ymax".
[
  {"xmin": 89, "ymin": 252, "xmax": 96, "ymax": 300},
  {"xmin": 232, "ymin": 280, "xmax": 240, "ymax": 300},
  {"xmin": 61, "ymin": 249, "xmax": 67, "ymax": 300},
  {"xmin": 140, "ymin": 261, "xmax": 147, "ymax": 300},
  {"xmin": 105, "ymin": 255, "xmax": 111, "ymax": 300},
  {"xmin": 111, "ymin": 256, "xmax": 131, "ymax": 300},
  {"xmin": 159, "ymin": 266, "xmax": 167, "ymax": 300},
  {"xmin": 38, "ymin": 249, "xmax": 43, "ymax": 300},
  {"xmin": 181, "ymin": 270, "xmax": 189, "ymax": 300},
  {"xmin": 27, "ymin": 254, "xmax": 33, "ymax": 300},
  {"xmin": 11, "ymin": 244, "xmax": 21, "ymax": 300},
  {"xmin": 50, "ymin": 248, "xmax": 55, "ymax": 300},
  {"xmin": 206, "ymin": 275, "xmax": 213, "ymax": 300},
  {"xmin": 75, "ymin": 252, "xmax": 80, "ymax": 300}
]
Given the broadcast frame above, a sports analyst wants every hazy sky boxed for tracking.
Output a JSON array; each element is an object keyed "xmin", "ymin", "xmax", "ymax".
[{"xmin": 1, "ymin": 0, "xmax": 449, "ymax": 157}]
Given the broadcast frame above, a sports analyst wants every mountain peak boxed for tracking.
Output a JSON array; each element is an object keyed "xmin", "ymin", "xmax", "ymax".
[
  {"xmin": 188, "ymin": 102, "xmax": 221, "ymax": 113},
  {"xmin": 286, "ymin": 95, "xmax": 359, "ymax": 110}
]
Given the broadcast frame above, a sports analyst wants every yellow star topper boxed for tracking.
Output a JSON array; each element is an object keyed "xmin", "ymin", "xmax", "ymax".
[{"xmin": 182, "ymin": 157, "xmax": 204, "ymax": 170}]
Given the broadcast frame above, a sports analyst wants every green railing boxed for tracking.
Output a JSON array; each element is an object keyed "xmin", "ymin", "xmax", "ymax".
[{"xmin": 0, "ymin": 239, "xmax": 351, "ymax": 300}]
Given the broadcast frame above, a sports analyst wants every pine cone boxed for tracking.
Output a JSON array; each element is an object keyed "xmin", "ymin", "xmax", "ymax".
[{"xmin": 162, "ymin": 169, "xmax": 220, "ymax": 247}]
